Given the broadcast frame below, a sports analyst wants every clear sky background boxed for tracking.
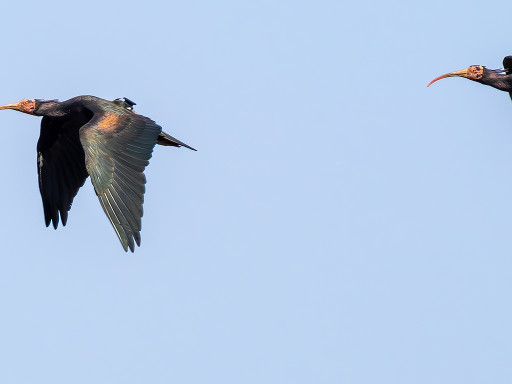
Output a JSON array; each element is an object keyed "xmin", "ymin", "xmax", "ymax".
[{"xmin": 1, "ymin": 0, "xmax": 512, "ymax": 383}]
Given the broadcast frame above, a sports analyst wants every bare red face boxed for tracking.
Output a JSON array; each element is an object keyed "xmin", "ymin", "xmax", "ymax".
[
  {"xmin": 466, "ymin": 65, "xmax": 484, "ymax": 80},
  {"xmin": 0, "ymin": 99, "xmax": 37, "ymax": 115}
]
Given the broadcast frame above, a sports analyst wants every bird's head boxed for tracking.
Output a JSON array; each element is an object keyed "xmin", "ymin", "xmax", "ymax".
[
  {"xmin": 427, "ymin": 65, "xmax": 487, "ymax": 87},
  {"xmin": 0, "ymin": 99, "xmax": 38, "ymax": 115}
]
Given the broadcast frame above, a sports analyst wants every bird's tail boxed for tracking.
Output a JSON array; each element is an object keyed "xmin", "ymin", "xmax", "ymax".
[{"xmin": 157, "ymin": 131, "xmax": 196, "ymax": 151}]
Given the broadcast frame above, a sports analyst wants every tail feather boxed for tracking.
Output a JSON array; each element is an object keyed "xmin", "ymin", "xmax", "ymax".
[{"xmin": 157, "ymin": 131, "xmax": 196, "ymax": 151}]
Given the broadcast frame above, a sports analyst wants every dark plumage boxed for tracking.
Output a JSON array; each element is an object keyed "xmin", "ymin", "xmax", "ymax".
[{"xmin": 0, "ymin": 95, "xmax": 195, "ymax": 252}]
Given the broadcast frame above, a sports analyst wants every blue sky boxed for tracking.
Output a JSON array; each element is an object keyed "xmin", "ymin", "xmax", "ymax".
[{"xmin": 1, "ymin": 0, "xmax": 512, "ymax": 383}]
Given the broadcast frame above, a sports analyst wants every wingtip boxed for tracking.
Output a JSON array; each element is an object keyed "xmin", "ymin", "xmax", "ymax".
[{"xmin": 61, "ymin": 210, "xmax": 68, "ymax": 226}]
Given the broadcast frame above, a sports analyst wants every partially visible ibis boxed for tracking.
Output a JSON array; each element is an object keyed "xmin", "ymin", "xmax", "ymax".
[{"xmin": 428, "ymin": 56, "xmax": 512, "ymax": 99}]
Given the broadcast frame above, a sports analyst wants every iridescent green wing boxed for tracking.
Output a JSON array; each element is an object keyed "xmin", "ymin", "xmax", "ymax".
[{"xmin": 79, "ymin": 108, "xmax": 161, "ymax": 252}]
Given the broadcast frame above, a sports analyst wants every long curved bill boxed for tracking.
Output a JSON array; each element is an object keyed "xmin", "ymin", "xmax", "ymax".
[
  {"xmin": 0, "ymin": 101, "xmax": 23, "ymax": 111},
  {"xmin": 427, "ymin": 69, "xmax": 470, "ymax": 87}
]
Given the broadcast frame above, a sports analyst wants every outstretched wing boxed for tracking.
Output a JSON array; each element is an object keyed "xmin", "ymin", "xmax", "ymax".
[
  {"xmin": 37, "ymin": 114, "xmax": 90, "ymax": 229},
  {"xmin": 79, "ymin": 108, "xmax": 161, "ymax": 252}
]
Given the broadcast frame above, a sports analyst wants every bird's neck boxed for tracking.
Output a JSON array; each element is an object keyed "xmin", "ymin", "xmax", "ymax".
[
  {"xmin": 35, "ymin": 101, "xmax": 67, "ymax": 117},
  {"xmin": 483, "ymin": 74, "xmax": 512, "ymax": 92},
  {"xmin": 489, "ymin": 80, "xmax": 512, "ymax": 92}
]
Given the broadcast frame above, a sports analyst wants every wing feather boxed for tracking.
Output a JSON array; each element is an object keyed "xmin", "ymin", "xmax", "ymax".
[
  {"xmin": 79, "ymin": 107, "xmax": 161, "ymax": 252},
  {"xmin": 37, "ymin": 114, "xmax": 89, "ymax": 229},
  {"xmin": 35, "ymin": 95, "xmax": 191, "ymax": 251}
]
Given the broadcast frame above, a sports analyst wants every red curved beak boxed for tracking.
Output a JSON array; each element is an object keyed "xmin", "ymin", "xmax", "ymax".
[
  {"xmin": 427, "ymin": 68, "xmax": 470, "ymax": 87},
  {"xmin": 0, "ymin": 101, "xmax": 24, "ymax": 110}
]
